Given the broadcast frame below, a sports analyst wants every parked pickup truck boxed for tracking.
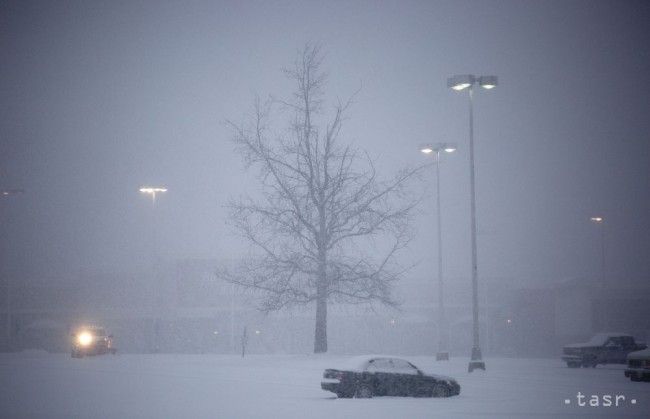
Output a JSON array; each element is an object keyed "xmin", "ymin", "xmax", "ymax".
[
  {"xmin": 624, "ymin": 349, "xmax": 650, "ymax": 382},
  {"xmin": 562, "ymin": 333, "xmax": 647, "ymax": 368}
]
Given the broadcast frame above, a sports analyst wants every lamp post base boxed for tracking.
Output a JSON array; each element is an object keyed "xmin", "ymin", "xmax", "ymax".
[
  {"xmin": 436, "ymin": 351, "xmax": 450, "ymax": 361},
  {"xmin": 468, "ymin": 360, "xmax": 486, "ymax": 372},
  {"xmin": 468, "ymin": 346, "xmax": 486, "ymax": 372}
]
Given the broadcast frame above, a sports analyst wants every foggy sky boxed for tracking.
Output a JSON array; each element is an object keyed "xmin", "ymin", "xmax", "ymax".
[{"xmin": 1, "ymin": 0, "xmax": 649, "ymax": 289}]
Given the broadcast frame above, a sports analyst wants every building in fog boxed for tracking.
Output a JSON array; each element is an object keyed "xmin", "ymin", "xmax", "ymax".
[
  {"xmin": 553, "ymin": 277, "xmax": 650, "ymax": 345},
  {"xmin": 2, "ymin": 265, "xmax": 649, "ymax": 356},
  {"xmin": 500, "ymin": 277, "xmax": 650, "ymax": 357}
]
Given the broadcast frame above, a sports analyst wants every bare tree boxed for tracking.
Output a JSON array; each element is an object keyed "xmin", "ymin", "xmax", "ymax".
[{"xmin": 223, "ymin": 45, "xmax": 423, "ymax": 353}]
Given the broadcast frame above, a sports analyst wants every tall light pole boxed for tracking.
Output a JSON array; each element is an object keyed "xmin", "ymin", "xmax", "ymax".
[
  {"xmin": 139, "ymin": 186, "xmax": 167, "ymax": 352},
  {"xmin": 139, "ymin": 186, "xmax": 168, "ymax": 258},
  {"xmin": 420, "ymin": 143, "xmax": 456, "ymax": 361},
  {"xmin": 447, "ymin": 74, "xmax": 497, "ymax": 372},
  {"xmin": 2, "ymin": 188, "xmax": 24, "ymax": 348},
  {"xmin": 590, "ymin": 216, "xmax": 606, "ymax": 287}
]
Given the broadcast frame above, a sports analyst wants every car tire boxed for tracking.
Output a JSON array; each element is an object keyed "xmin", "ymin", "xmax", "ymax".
[
  {"xmin": 630, "ymin": 374, "xmax": 641, "ymax": 382},
  {"xmin": 354, "ymin": 385, "xmax": 373, "ymax": 399},
  {"xmin": 432, "ymin": 384, "xmax": 451, "ymax": 398},
  {"xmin": 336, "ymin": 392, "xmax": 352, "ymax": 399},
  {"xmin": 567, "ymin": 362, "xmax": 580, "ymax": 368}
]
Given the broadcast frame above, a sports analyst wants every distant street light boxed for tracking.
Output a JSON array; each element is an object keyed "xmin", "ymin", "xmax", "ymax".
[
  {"xmin": 139, "ymin": 187, "xmax": 167, "ymax": 205},
  {"xmin": 447, "ymin": 73, "xmax": 498, "ymax": 373},
  {"xmin": 138, "ymin": 186, "xmax": 167, "ymax": 255},
  {"xmin": 420, "ymin": 143, "xmax": 456, "ymax": 361},
  {"xmin": 1, "ymin": 189, "xmax": 24, "ymax": 197},
  {"xmin": 139, "ymin": 185, "xmax": 167, "ymax": 353},
  {"xmin": 590, "ymin": 216, "xmax": 606, "ymax": 287}
]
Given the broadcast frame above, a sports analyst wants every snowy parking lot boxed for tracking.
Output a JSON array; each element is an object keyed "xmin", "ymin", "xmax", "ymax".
[{"xmin": 1, "ymin": 352, "xmax": 648, "ymax": 418}]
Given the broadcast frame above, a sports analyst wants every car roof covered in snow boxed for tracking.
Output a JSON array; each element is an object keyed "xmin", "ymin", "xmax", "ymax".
[
  {"xmin": 329, "ymin": 354, "xmax": 418, "ymax": 372},
  {"xmin": 565, "ymin": 332, "xmax": 632, "ymax": 348},
  {"xmin": 627, "ymin": 348, "xmax": 650, "ymax": 360},
  {"xmin": 327, "ymin": 355, "xmax": 458, "ymax": 383},
  {"xmin": 328, "ymin": 355, "xmax": 386, "ymax": 371},
  {"xmin": 586, "ymin": 333, "xmax": 632, "ymax": 345}
]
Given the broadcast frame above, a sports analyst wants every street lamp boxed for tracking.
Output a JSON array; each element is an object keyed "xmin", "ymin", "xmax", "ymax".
[
  {"xmin": 1, "ymin": 188, "xmax": 24, "ymax": 348},
  {"xmin": 139, "ymin": 187, "xmax": 167, "ymax": 205},
  {"xmin": 1, "ymin": 189, "xmax": 24, "ymax": 197},
  {"xmin": 447, "ymin": 73, "xmax": 498, "ymax": 372},
  {"xmin": 139, "ymin": 185, "xmax": 167, "ymax": 353},
  {"xmin": 420, "ymin": 143, "xmax": 456, "ymax": 361},
  {"xmin": 590, "ymin": 216, "xmax": 606, "ymax": 288}
]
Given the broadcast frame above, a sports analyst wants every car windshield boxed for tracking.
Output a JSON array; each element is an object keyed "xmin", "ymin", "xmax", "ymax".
[
  {"xmin": 366, "ymin": 358, "xmax": 393, "ymax": 373},
  {"xmin": 391, "ymin": 359, "xmax": 419, "ymax": 375}
]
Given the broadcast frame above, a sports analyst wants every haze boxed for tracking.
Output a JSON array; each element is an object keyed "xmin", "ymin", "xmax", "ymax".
[{"xmin": 1, "ymin": 1, "xmax": 649, "ymax": 318}]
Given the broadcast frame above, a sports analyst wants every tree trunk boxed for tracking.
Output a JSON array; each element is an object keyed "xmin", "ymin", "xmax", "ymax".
[
  {"xmin": 314, "ymin": 243, "xmax": 328, "ymax": 353},
  {"xmin": 314, "ymin": 289, "xmax": 327, "ymax": 353}
]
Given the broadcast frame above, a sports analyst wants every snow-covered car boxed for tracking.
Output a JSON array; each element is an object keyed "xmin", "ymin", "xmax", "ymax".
[
  {"xmin": 562, "ymin": 333, "xmax": 646, "ymax": 368},
  {"xmin": 624, "ymin": 349, "xmax": 650, "ymax": 382},
  {"xmin": 71, "ymin": 326, "xmax": 117, "ymax": 358},
  {"xmin": 321, "ymin": 355, "xmax": 460, "ymax": 398}
]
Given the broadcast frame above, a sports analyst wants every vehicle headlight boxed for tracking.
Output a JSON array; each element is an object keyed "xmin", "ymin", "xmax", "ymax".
[{"xmin": 77, "ymin": 332, "xmax": 93, "ymax": 346}]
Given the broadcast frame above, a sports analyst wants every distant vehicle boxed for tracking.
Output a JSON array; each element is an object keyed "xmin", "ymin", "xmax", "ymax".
[
  {"xmin": 562, "ymin": 333, "xmax": 647, "ymax": 368},
  {"xmin": 321, "ymin": 355, "xmax": 460, "ymax": 398},
  {"xmin": 71, "ymin": 326, "xmax": 117, "ymax": 358},
  {"xmin": 624, "ymin": 349, "xmax": 650, "ymax": 382}
]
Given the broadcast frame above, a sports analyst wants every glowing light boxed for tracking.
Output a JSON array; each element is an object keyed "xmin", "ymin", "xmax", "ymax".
[
  {"xmin": 78, "ymin": 332, "xmax": 93, "ymax": 346},
  {"xmin": 590, "ymin": 217, "xmax": 604, "ymax": 224},
  {"xmin": 420, "ymin": 143, "xmax": 457, "ymax": 155},
  {"xmin": 255, "ymin": 330, "xmax": 261, "ymax": 335},
  {"xmin": 139, "ymin": 187, "xmax": 167, "ymax": 194},
  {"xmin": 478, "ymin": 75, "xmax": 498, "ymax": 90},
  {"xmin": 448, "ymin": 75, "xmax": 497, "ymax": 91},
  {"xmin": 451, "ymin": 83, "xmax": 471, "ymax": 91},
  {"xmin": 1, "ymin": 189, "xmax": 24, "ymax": 196}
]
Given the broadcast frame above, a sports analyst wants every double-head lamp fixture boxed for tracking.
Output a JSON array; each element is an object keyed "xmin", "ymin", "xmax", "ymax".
[
  {"xmin": 420, "ymin": 143, "xmax": 458, "ymax": 155},
  {"xmin": 447, "ymin": 75, "xmax": 498, "ymax": 91}
]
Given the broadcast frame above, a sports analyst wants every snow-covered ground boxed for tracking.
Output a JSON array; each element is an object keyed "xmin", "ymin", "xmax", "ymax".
[{"xmin": 1, "ymin": 352, "xmax": 648, "ymax": 418}]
